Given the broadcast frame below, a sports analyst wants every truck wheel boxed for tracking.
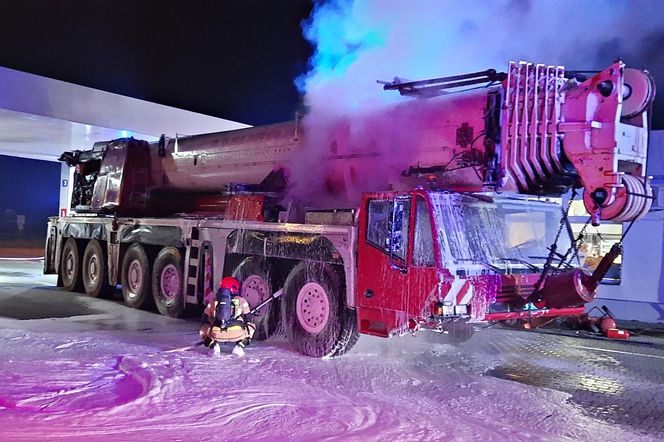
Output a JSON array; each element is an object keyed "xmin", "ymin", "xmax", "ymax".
[
  {"xmin": 82, "ymin": 240, "xmax": 114, "ymax": 298},
  {"xmin": 232, "ymin": 257, "xmax": 279, "ymax": 340},
  {"xmin": 282, "ymin": 262, "xmax": 359, "ymax": 358},
  {"xmin": 61, "ymin": 238, "xmax": 83, "ymax": 292},
  {"xmin": 152, "ymin": 247, "xmax": 185, "ymax": 318},
  {"xmin": 121, "ymin": 244, "xmax": 153, "ymax": 309},
  {"xmin": 328, "ymin": 307, "xmax": 360, "ymax": 358}
]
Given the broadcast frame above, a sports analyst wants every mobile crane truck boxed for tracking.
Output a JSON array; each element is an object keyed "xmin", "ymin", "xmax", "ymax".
[{"xmin": 44, "ymin": 61, "xmax": 655, "ymax": 357}]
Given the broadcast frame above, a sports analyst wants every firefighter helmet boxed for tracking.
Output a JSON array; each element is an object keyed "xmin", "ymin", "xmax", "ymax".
[{"xmin": 219, "ymin": 276, "xmax": 240, "ymax": 294}]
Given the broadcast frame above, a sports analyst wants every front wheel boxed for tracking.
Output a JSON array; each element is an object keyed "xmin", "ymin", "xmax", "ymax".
[
  {"xmin": 121, "ymin": 244, "xmax": 152, "ymax": 309},
  {"xmin": 282, "ymin": 262, "xmax": 359, "ymax": 358},
  {"xmin": 152, "ymin": 247, "xmax": 185, "ymax": 318}
]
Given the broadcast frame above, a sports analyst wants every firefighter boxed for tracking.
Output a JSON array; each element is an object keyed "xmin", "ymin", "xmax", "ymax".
[{"xmin": 200, "ymin": 276, "xmax": 256, "ymax": 357}]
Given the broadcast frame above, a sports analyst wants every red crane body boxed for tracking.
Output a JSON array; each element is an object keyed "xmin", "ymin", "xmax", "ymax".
[{"xmin": 48, "ymin": 61, "xmax": 655, "ymax": 355}]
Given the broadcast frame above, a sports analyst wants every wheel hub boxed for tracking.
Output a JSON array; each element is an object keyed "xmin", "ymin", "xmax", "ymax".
[
  {"xmin": 242, "ymin": 275, "xmax": 269, "ymax": 318},
  {"xmin": 296, "ymin": 282, "xmax": 330, "ymax": 334},
  {"xmin": 88, "ymin": 255, "xmax": 99, "ymax": 282},
  {"xmin": 127, "ymin": 259, "xmax": 143, "ymax": 296},
  {"xmin": 160, "ymin": 264, "xmax": 180, "ymax": 301},
  {"xmin": 65, "ymin": 252, "xmax": 74, "ymax": 279}
]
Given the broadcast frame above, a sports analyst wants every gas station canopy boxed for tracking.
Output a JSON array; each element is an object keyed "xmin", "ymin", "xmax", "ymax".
[{"xmin": 0, "ymin": 66, "xmax": 249, "ymax": 162}]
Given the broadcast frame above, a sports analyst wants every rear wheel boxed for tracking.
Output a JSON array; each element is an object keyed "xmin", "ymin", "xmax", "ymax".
[
  {"xmin": 152, "ymin": 247, "xmax": 185, "ymax": 318},
  {"xmin": 282, "ymin": 262, "xmax": 358, "ymax": 358},
  {"xmin": 82, "ymin": 240, "xmax": 114, "ymax": 298},
  {"xmin": 121, "ymin": 244, "xmax": 152, "ymax": 309},
  {"xmin": 232, "ymin": 256, "xmax": 279, "ymax": 340},
  {"xmin": 61, "ymin": 238, "xmax": 83, "ymax": 292}
]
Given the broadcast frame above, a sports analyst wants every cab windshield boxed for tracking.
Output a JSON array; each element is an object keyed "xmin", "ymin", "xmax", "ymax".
[{"xmin": 428, "ymin": 193, "xmax": 574, "ymax": 274}]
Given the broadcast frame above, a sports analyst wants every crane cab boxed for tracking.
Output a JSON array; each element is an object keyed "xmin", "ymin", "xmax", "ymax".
[{"xmin": 356, "ymin": 189, "xmax": 585, "ymax": 337}]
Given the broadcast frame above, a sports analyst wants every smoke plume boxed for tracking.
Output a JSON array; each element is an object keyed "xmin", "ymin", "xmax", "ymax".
[
  {"xmin": 298, "ymin": 0, "xmax": 664, "ymax": 112},
  {"xmin": 289, "ymin": 0, "xmax": 664, "ymax": 206}
]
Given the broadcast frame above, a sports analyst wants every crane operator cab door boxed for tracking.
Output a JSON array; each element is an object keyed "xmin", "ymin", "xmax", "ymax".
[{"xmin": 356, "ymin": 192, "xmax": 439, "ymax": 337}]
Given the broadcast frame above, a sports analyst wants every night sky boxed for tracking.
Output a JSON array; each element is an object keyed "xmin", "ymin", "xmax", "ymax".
[{"xmin": 0, "ymin": 0, "xmax": 314, "ymax": 126}]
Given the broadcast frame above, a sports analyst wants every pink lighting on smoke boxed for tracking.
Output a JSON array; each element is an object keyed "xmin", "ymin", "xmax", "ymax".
[
  {"xmin": 290, "ymin": 0, "xmax": 664, "ymax": 206},
  {"xmin": 298, "ymin": 0, "xmax": 664, "ymax": 114}
]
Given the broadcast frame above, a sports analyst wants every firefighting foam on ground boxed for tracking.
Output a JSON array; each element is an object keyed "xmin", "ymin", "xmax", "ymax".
[{"xmin": 1, "ymin": 260, "xmax": 663, "ymax": 441}]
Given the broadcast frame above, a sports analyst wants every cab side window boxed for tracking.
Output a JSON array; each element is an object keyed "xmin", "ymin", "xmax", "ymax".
[
  {"xmin": 366, "ymin": 199, "xmax": 392, "ymax": 253},
  {"xmin": 391, "ymin": 197, "xmax": 410, "ymax": 261},
  {"xmin": 366, "ymin": 197, "xmax": 411, "ymax": 262},
  {"xmin": 413, "ymin": 196, "xmax": 435, "ymax": 267}
]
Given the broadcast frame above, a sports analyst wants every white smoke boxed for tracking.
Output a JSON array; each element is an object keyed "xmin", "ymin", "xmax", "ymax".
[
  {"xmin": 288, "ymin": 0, "xmax": 664, "ymax": 207},
  {"xmin": 298, "ymin": 0, "xmax": 664, "ymax": 112}
]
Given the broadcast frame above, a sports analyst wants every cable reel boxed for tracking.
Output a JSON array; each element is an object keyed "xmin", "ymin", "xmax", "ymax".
[{"xmin": 621, "ymin": 68, "xmax": 656, "ymax": 119}]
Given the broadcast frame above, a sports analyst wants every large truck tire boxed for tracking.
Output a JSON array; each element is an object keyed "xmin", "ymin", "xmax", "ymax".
[
  {"xmin": 82, "ymin": 240, "xmax": 114, "ymax": 298},
  {"xmin": 152, "ymin": 247, "xmax": 185, "ymax": 318},
  {"xmin": 121, "ymin": 244, "xmax": 153, "ymax": 309},
  {"xmin": 328, "ymin": 307, "xmax": 360, "ymax": 358},
  {"xmin": 232, "ymin": 256, "xmax": 280, "ymax": 341},
  {"xmin": 61, "ymin": 238, "xmax": 83, "ymax": 292},
  {"xmin": 281, "ymin": 261, "xmax": 359, "ymax": 358}
]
